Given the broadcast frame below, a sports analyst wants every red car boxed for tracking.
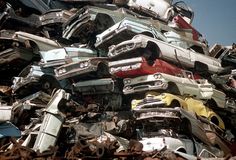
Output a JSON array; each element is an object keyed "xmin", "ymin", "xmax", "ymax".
[
  {"xmin": 173, "ymin": 15, "xmax": 201, "ymax": 41},
  {"xmin": 109, "ymin": 56, "xmax": 200, "ymax": 78}
]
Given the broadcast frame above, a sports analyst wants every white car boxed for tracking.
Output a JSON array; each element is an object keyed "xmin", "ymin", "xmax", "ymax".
[
  {"xmin": 127, "ymin": 0, "xmax": 194, "ymax": 23},
  {"xmin": 123, "ymin": 70, "xmax": 213, "ymax": 99},
  {"xmin": 109, "ymin": 34, "xmax": 223, "ymax": 73},
  {"xmin": 164, "ymin": 31, "xmax": 209, "ymax": 55},
  {"xmin": 135, "ymin": 108, "xmax": 226, "ymax": 158},
  {"xmin": 140, "ymin": 136, "xmax": 221, "ymax": 158},
  {"xmin": 127, "ymin": 0, "xmax": 173, "ymax": 21}
]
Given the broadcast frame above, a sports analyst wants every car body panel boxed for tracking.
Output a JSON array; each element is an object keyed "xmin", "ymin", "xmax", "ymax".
[
  {"xmin": 123, "ymin": 71, "xmax": 213, "ymax": 99},
  {"xmin": 72, "ymin": 78, "xmax": 123, "ymax": 111},
  {"xmin": 14, "ymin": 0, "xmax": 69, "ymax": 13},
  {"xmin": 184, "ymin": 97, "xmax": 225, "ymax": 130},
  {"xmin": 0, "ymin": 41, "xmax": 39, "ymax": 84},
  {"xmin": 54, "ymin": 57, "xmax": 109, "ymax": 80},
  {"xmin": 108, "ymin": 35, "xmax": 223, "ymax": 73},
  {"xmin": 127, "ymin": 0, "xmax": 173, "ymax": 21},
  {"xmin": 62, "ymin": 6, "xmax": 149, "ymax": 44},
  {"xmin": 39, "ymin": 47, "xmax": 96, "ymax": 68},
  {"xmin": 210, "ymin": 89, "xmax": 226, "ymax": 109},
  {"xmin": 140, "ymin": 137, "xmax": 192, "ymax": 153},
  {"xmin": 164, "ymin": 30, "xmax": 209, "ymax": 55},
  {"xmin": 0, "ymin": 105, "xmax": 12, "ymax": 122},
  {"xmin": 210, "ymin": 73, "xmax": 236, "ymax": 98},
  {"xmin": 0, "ymin": 30, "xmax": 63, "ymax": 51},
  {"xmin": 95, "ymin": 18, "xmax": 168, "ymax": 50},
  {"xmin": 12, "ymin": 91, "xmax": 52, "ymax": 125},
  {"xmin": 135, "ymin": 107, "xmax": 225, "ymax": 157},
  {"xmin": 131, "ymin": 92, "xmax": 224, "ymax": 129},
  {"xmin": 131, "ymin": 92, "xmax": 187, "ymax": 110},
  {"xmin": 123, "ymin": 73, "xmax": 169, "ymax": 95},
  {"xmin": 73, "ymin": 78, "xmax": 119, "ymax": 95},
  {"xmin": 39, "ymin": 9, "xmax": 74, "ymax": 27},
  {"xmin": 209, "ymin": 43, "xmax": 236, "ymax": 67},
  {"xmin": 11, "ymin": 65, "xmax": 44, "ymax": 93},
  {"xmin": 109, "ymin": 57, "xmax": 183, "ymax": 78},
  {"xmin": 172, "ymin": 1, "xmax": 194, "ymax": 24},
  {"xmin": 172, "ymin": 15, "xmax": 201, "ymax": 42},
  {"xmin": 0, "ymin": 122, "xmax": 21, "ymax": 139},
  {"xmin": 33, "ymin": 89, "xmax": 70, "ymax": 153},
  {"xmin": 14, "ymin": 31, "xmax": 62, "ymax": 51}
]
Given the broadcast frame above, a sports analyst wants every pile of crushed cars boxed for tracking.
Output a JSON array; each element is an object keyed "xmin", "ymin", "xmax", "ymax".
[{"xmin": 0, "ymin": 0, "xmax": 236, "ymax": 159}]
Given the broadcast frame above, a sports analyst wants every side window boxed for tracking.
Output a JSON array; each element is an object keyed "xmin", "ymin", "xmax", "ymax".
[
  {"xmin": 182, "ymin": 70, "xmax": 194, "ymax": 79},
  {"xmin": 190, "ymin": 45, "xmax": 205, "ymax": 54}
]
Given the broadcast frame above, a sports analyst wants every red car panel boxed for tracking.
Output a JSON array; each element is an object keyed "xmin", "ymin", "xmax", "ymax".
[
  {"xmin": 112, "ymin": 57, "xmax": 182, "ymax": 78},
  {"xmin": 173, "ymin": 15, "xmax": 200, "ymax": 41}
]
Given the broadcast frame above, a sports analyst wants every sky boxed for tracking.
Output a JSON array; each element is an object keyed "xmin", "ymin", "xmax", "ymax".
[{"xmin": 178, "ymin": 0, "xmax": 236, "ymax": 47}]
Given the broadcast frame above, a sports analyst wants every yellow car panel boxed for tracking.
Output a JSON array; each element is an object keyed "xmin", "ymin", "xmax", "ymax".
[
  {"xmin": 184, "ymin": 97, "xmax": 225, "ymax": 130},
  {"xmin": 131, "ymin": 92, "xmax": 187, "ymax": 110},
  {"xmin": 131, "ymin": 92, "xmax": 225, "ymax": 130}
]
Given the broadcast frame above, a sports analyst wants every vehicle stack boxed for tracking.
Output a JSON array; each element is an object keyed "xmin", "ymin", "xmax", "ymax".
[{"xmin": 0, "ymin": 0, "xmax": 235, "ymax": 159}]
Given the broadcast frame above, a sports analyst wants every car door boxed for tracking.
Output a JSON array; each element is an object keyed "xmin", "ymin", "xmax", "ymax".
[{"xmin": 176, "ymin": 49, "xmax": 193, "ymax": 68}]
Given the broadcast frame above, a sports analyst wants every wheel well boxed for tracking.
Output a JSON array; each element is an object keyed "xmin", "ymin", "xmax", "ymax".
[
  {"xmin": 26, "ymin": 40, "xmax": 40, "ymax": 53},
  {"xmin": 177, "ymin": 148, "xmax": 187, "ymax": 153},
  {"xmin": 179, "ymin": 118, "xmax": 192, "ymax": 135},
  {"xmin": 167, "ymin": 82, "xmax": 180, "ymax": 95},
  {"xmin": 95, "ymin": 13, "xmax": 115, "ymax": 33},
  {"xmin": 210, "ymin": 116, "xmax": 220, "ymax": 126},
  {"xmin": 169, "ymin": 99, "xmax": 181, "ymax": 108},
  {"xmin": 39, "ymin": 74, "xmax": 61, "ymax": 94},
  {"xmin": 194, "ymin": 61, "xmax": 209, "ymax": 74},
  {"xmin": 206, "ymin": 99, "xmax": 217, "ymax": 109},
  {"xmin": 96, "ymin": 62, "xmax": 110, "ymax": 78},
  {"xmin": 146, "ymin": 41, "xmax": 160, "ymax": 60}
]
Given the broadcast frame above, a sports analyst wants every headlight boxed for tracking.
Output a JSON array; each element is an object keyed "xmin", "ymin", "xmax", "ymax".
[
  {"xmin": 161, "ymin": 93, "xmax": 166, "ymax": 99},
  {"xmin": 154, "ymin": 74, "xmax": 161, "ymax": 79},
  {"xmin": 84, "ymin": 61, "xmax": 89, "ymax": 67},
  {"xmin": 124, "ymin": 79, "xmax": 131, "ymax": 84},
  {"xmin": 79, "ymin": 62, "xmax": 85, "ymax": 68},
  {"xmin": 58, "ymin": 68, "xmax": 66, "ymax": 74},
  {"xmin": 79, "ymin": 61, "xmax": 89, "ymax": 68}
]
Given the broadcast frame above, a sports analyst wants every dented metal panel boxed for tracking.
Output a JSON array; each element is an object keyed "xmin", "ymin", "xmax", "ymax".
[
  {"xmin": 33, "ymin": 89, "xmax": 69, "ymax": 153},
  {"xmin": 0, "ymin": 1, "xmax": 235, "ymax": 159}
]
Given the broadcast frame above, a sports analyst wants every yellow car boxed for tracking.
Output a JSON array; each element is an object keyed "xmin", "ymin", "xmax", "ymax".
[
  {"xmin": 184, "ymin": 97, "xmax": 225, "ymax": 130},
  {"xmin": 132, "ymin": 92, "xmax": 225, "ymax": 130}
]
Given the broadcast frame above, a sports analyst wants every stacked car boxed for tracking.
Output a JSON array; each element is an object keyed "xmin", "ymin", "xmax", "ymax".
[{"xmin": 0, "ymin": 0, "xmax": 235, "ymax": 159}]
